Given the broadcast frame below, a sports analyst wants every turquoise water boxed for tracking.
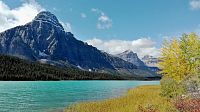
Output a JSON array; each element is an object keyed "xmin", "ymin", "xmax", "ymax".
[{"xmin": 0, "ymin": 81, "xmax": 159, "ymax": 112}]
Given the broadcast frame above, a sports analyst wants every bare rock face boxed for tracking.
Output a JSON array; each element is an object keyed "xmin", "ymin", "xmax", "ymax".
[
  {"xmin": 116, "ymin": 50, "xmax": 161, "ymax": 76},
  {"xmin": 142, "ymin": 55, "xmax": 160, "ymax": 72},
  {"xmin": 116, "ymin": 50, "xmax": 146, "ymax": 68},
  {"xmin": 0, "ymin": 11, "xmax": 136, "ymax": 71},
  {"xmin": 142, "ymin": 55, "xmax": 159, "ymax": 67}
]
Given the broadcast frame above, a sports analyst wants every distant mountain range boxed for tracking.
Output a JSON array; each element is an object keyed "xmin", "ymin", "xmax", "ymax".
[
  {"xmin": 142, "ymin": 55, "xmax": 159, "ymax": 67},
  {"xmin": 141, "ymin": 55, "xmax": 160, "ymax": 72},
  {"xmin": 0, "ymin": 11, "xmax": 161, "ymax": 80},
  {"xmin": 116, "ymin": 50, "xmax": 146, "ymax": 68},
  {"xmin": 116, "ymin": 50, "xmax": 160, "ymax": 74}
]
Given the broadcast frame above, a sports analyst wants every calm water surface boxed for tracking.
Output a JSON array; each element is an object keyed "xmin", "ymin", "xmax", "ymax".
[{"xmin": 0, "ymin": 81, "xmax": 159, "ymax": 112}]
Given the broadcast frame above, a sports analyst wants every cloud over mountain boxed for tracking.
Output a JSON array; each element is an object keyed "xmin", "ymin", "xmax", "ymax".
[
  {"xmin": 0, "ymin": 0, "xmax": 44, "ymax": 32},
  {"xmin": 86, "ymin": 38, "xmax": 160, "ymax": 58}
]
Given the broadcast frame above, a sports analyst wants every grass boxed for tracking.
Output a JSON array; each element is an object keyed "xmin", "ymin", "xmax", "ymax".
[{"xmin": 65, "ymin": 85, "xmax": 177, "ymax": 112}]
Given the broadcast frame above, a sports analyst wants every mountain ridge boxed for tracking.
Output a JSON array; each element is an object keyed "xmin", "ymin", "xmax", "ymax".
[
  {"xmin": 0, "ymin": 11, "xmax": 160, "ymax": 79},
  {"xmin": 142, "ymin": 55, "xmax": 159, "ymax": 67},
  {"xmin": 0, "ymin": 11, "xmax": 136, "ymax": 70},
  {"xmin": 116, "ymin": 50, "xmax": 146, "ymax": 68}
]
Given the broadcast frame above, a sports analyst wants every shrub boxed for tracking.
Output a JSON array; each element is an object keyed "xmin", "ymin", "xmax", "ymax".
[
  {"xmin": 160, "ymin": 77, "xmax": 186, "ymax": 98},
  {"xmin": 174, "ymin": 98, "xmax": 200, "ymax": 111},
  {"xmin": 184, "ymin": 75, "xmax": 200, "ymax": 98}
]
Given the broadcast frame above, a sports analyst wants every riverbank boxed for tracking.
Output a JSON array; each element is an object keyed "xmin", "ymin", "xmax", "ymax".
[{"xmin": 65, "ymin": 85, "xmax": 177, "ymax": 112}]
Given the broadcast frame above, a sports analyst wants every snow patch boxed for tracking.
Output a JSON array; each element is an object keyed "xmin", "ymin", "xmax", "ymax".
[
  {"xmin": 39, "ymin": 51, "xmax": 48, "ymax": 57},
  {"xmin": 39, "ymin": 59, "xmax": 48, "ymax": 64},
  {"xmin": 34, "ymin": 19, "xmax": 64, "ymax": 31},
  {"xmin": 77, "ymin": 65, "xmax": 84, "ymax": 70},
  {"xmin": 88, "ymin": 69, "xmax": 92, "ymax": 72}
]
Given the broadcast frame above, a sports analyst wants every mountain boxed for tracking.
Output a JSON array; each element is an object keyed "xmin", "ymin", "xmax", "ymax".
[
  {"xmin": 0, "ymin": 11, "xmax": 161, "ymax": 79},
  {"xmin": 142, "ymin": 55, "xmax": 159, "ymax": 67},
  {"xmin": 142, "ymin": 55, "xmax": 160, "ymax": 72},
  {"xmin": 116, "ymin": 50, "xmax": 161, "ymax": 77},
  {"xmin": 0, "ymin": 55, "xmax": 123, "ymax": 80},
  {"xmin": 0, "ymin": 11, "xmax": 137, "ymax": 72},
  {"xmin": 116, "ymin": 50, "xmax": 146, "ymax": 68}
]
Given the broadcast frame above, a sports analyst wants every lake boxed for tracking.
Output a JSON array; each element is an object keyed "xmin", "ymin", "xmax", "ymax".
[{"xmin": 0, "ymin": 81, "xmax": 159, "ymax": 112}]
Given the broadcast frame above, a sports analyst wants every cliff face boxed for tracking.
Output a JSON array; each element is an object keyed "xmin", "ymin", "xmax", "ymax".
[
  {"xmin": 142, "ymin": 55, "xmax": 159, "ymax": 67},
  {"xmin": 116, "ymin": 50, "xmax": 146, "ymax": 68}
]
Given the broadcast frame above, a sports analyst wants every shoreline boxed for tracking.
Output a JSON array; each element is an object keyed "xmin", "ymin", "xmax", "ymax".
[
  {"xmin": 65, "ymin": 85, "xmax": 176, "ymax": 112},
  {"xmin": 0, "ymin": 77, "xmax": 161, "ymax": 81}
]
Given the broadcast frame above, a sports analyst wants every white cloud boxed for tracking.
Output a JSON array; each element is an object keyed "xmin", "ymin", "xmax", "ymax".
[
  {"xmin": 91, "ymin": 8, "xmax": 98, "ymax": 12},
  {"xmin": 0, "ymin": 0, "xmax": 44, "ymax": 32},
  {"xmin": 81, "ymin": 13, "xmax": 87, "ymax": 18},
  {"xmin": 86, "ymin": 38, "xmax": 160, "ymax": 58},
  {"xmin": 99, "ymin": 15, "xmax": 109, "ymax": 22},
  {"xmin": 190, "ymin": 0, "xmax": 200, "ymax": 10},
  {"xmin": 0, "ymin": 0, "xmax": 73, "ymax": 33},
  {"xmin": 91, "ymin": 8, "xmax": 112, "ymax": 29}
]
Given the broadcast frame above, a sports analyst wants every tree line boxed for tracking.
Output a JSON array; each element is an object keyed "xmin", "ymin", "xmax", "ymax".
[{"xmin": 0, "ymin": 55, "xmax": 123, "ymax": 80}]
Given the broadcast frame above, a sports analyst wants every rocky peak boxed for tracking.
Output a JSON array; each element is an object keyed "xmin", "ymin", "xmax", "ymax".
[
  {"xmin": 123, "ymin": 50, "xmax": 133, "ymax": 53},
  {"xmin": 34, "ymin": 11, "xmax": 59, "ymax": 23},
  {"xmin": 33, "ymin": 11, "xmax": 64, "ymax": 30},
  {"xmin": 142, "ymin": 55, "xmax": 154, "ymax": 60},
  {"xmin": 142, "ymin": 55, "xmax": 158, "ymax": 67},
  {"xmin": 116, "ymin": 50, "xmax": 146, "ymax": 67},
  {"xmin": 121, "ymin": 50, "xmax": 138, "ymax": 58}
]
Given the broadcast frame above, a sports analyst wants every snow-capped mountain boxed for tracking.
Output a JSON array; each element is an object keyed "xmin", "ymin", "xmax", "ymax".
[
  {"xmin": 0, "ymin": 11, "xmax": 136, "ymax": 71},
  {"xmin": 142, "ymin": 55, "xmax": 159, "ymax": 67},
  {"xmin": 141, "ymin": 55, "xmax": 160, "ymax": 72},
  {"xmin": 116, "ymin": 50, "xmax": 146, "ymax": 68}
]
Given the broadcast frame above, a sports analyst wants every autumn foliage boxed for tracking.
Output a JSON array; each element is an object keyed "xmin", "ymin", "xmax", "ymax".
[
  {"xmin": 159, "ymin": 33, "xmax": 200, "ymax": 83},
  {"xmin": 159, "ymin": 33, "xmax": 200, "ymax": 111}
]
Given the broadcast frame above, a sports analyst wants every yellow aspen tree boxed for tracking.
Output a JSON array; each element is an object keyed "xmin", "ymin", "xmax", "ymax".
[
  {"xmin": 180, "ymin": 33, "xmax": 200, "ymax": 76},
  {"xmin": 159, "ymin": 38, "xmax": 188, "ymax": 83}
]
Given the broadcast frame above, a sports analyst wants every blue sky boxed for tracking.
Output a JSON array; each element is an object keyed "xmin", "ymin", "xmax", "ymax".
[{"xmin": 1, "ymin": 0, "xmax": 200, "ymax": 57}]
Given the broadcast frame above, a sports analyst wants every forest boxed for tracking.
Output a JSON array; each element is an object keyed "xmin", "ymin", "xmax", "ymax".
[{"xmin": 0, "ymin": 55, "xmax": 123, "ymax": 80}]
